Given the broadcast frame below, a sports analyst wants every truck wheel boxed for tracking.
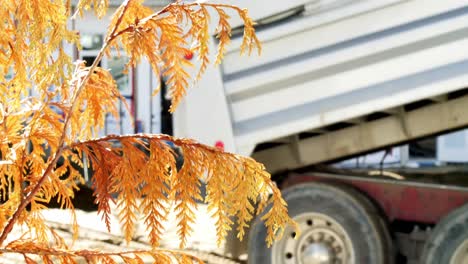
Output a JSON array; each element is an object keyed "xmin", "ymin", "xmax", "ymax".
[
  {"xmin": 420, "ymin": 203, "xmax": 468, "ymax": 264},
  {"xmin": 248, "ymin": 182, "xmax": 392, "ymax": 264}
]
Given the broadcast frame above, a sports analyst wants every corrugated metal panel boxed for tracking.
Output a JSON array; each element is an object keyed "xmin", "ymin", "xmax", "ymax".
[{"xmin": 220, "ymin": 1, "xmax": 468, "ymax": 151}]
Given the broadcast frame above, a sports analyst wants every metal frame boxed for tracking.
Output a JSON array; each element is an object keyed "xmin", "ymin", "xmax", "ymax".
[
  {"xmin": 253, "ymin": 94, "xmax": 468, "ymax": 174},
  {"xmin": 283, "ymin": 173, "xmax": 468, "ymax": 224}
]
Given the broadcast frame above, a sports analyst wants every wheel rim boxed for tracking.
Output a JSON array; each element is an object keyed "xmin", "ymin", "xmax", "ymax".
[
  {"xmin": 272, "ymin": 212, "xmax": 355, "ymax": 264},
  {"xmin": 450, "ymin": 239, "xmax": 468, "ymax": 264}
]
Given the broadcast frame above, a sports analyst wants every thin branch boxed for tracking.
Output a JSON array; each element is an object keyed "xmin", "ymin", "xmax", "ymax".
[
  {"xmin": 112, "ymin": 2, "xmax": 245, "ymax": 39},
  {"xmin": 72, "ymin": 134, "xmax": 227, "ymax": 154},
  {"xmin": 0, "ymin": 247, "xmax": 204, "ymax": 262},
  {"xmin": 111, "ymin": 4, "xmax": 171, "ymax": 39},
  {"xmin": 139, "ymin": 2, "xmax": 245, "ymax": 25}
]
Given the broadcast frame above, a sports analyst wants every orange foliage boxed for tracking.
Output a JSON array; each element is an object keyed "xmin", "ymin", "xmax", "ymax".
[{"xmin": 0, "ymin": 0, "xmax": 293, "ymax": 263}]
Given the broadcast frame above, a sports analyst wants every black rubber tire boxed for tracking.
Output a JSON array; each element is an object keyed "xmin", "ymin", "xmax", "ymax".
[
  {"xmin": 248, "ymin": 182, "xmax": 393, "ymax": 264},
  {"xmin": 420, "ymin": 202, "xmax": 468, "ymax": 264}
]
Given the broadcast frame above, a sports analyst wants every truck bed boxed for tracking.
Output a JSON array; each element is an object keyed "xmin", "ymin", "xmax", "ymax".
[
  {"xmin": 225, "ymin": 0, "xmax": 468, "ymax": 149},
  {"xmin": 176, "ymin": 1, "xmax": 468, "ymax": 173}
]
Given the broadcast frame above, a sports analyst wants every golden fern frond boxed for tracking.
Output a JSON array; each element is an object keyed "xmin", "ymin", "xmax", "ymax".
[
  {"xmin": 16, "ymin": 148, "xmax": 84, "ymax": 242},
  {"xmin": 260, "ymin": 184, "xmax": 298, "ymax": 247},
  {"xmin": 50, "ymin": 155, "xmax": 84, "ymax": 240},
  {"xmin": 2, "ymin": 0, "xmax": 74, "ymax": 106},
  {"xmin": 237, "ymin": 8, "xmax": 261, "ymax": 56},
  {"xmin": 173, "ymin": 144, "xmax": 204, "ymax": 248},
  {"xmin": 176, "ymin": 254, "xmax": 201, "ymax": 264},
  {"xmin": 4, "ymin": 42, "xmax": 28, "ymax": 102},
  {"xmin": 1, "ymin": 109, "xmax": 27, "ymax": 146},
  {"xmin": 214, "ymin": 7, "xmax": 231, "ymax": 65},
  {"xmin": 32, "ymin": 46, "xmax": 77, "ymax": 99},
  {"xmin": 24, "ymin": 0, "xmax": 72, "ymax": 94},
  {"xmin": 3, "ymin": 239, "xmax": 204, "ymax": 264},
  {"xmin": 0, "ymin": 161, "xmax": 21, "ymax": 209},
  {"xmin": 185, "ymin": 6, "xmax": 211, "ymax": 82},
  {"xmin": 204, "ymin": 153, "xmax": 235, "ymax": 246},
  {"xmin": 111, "ymin": 138, "xmax": 148, "ymax": 242},
  {"xmin": 139, "ymin": 141, "xmax": 174, "ymax": 247},
  {"xmin": 75, "ymin": 138, "xmax": 175, "ymax": 247},
  {"xmin": 0, "ymin": 202, "xmax": 15, "ymax": 233},
  {"xmin": 80, "ymin": 142, "xmax": 118, "ymax": 232},
  {"xmin": 23, "ymin": 211, "xmax": 50, "ymax": 244},
  {"xmin": 69, "ymin": 63, "xmax": 122, "ymax": 141},
  {"xmin": 28, "ymin": 105, "xmax": 64, "ymax": 153},
  {"xmin": 107, "ymin": 1, "xmax": 162, "ymax": 96},
  {"xmin": 108, "ymin": 0, "xmax": 153, "ymax": 38},
  {"xmin": 72, "ymin": 134, "xmax": 294, "ymax": 248},
  {"xmin": 157, "ymin": 15, "xmax": 191, "ymax": 113},
  {"xmin": 74, "ymin": 0, "xmax": 109, "ymax": 18},
  {"xmin": 107, "ymin": 2, "xmax": 261, "ymax": 112},
  {"xmin": 232, "ymin": 166, "xmax": 256, "ymax": 240}
]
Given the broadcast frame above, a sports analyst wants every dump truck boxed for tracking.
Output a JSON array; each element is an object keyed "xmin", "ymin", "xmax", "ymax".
[{"xmin": 170, "ymin": 1, "xmax": 468, "ymax": 263}]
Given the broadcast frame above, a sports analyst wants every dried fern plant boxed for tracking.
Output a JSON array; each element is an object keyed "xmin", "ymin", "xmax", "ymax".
[{"xmin": 0, "ymin": 0, "xmax": 294, "ymax": 263}]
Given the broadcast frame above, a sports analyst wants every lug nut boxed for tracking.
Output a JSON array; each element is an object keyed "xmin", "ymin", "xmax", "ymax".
[{"xmin": 335, "ymin": 246, "xmax": 342, "ymax": 253}]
